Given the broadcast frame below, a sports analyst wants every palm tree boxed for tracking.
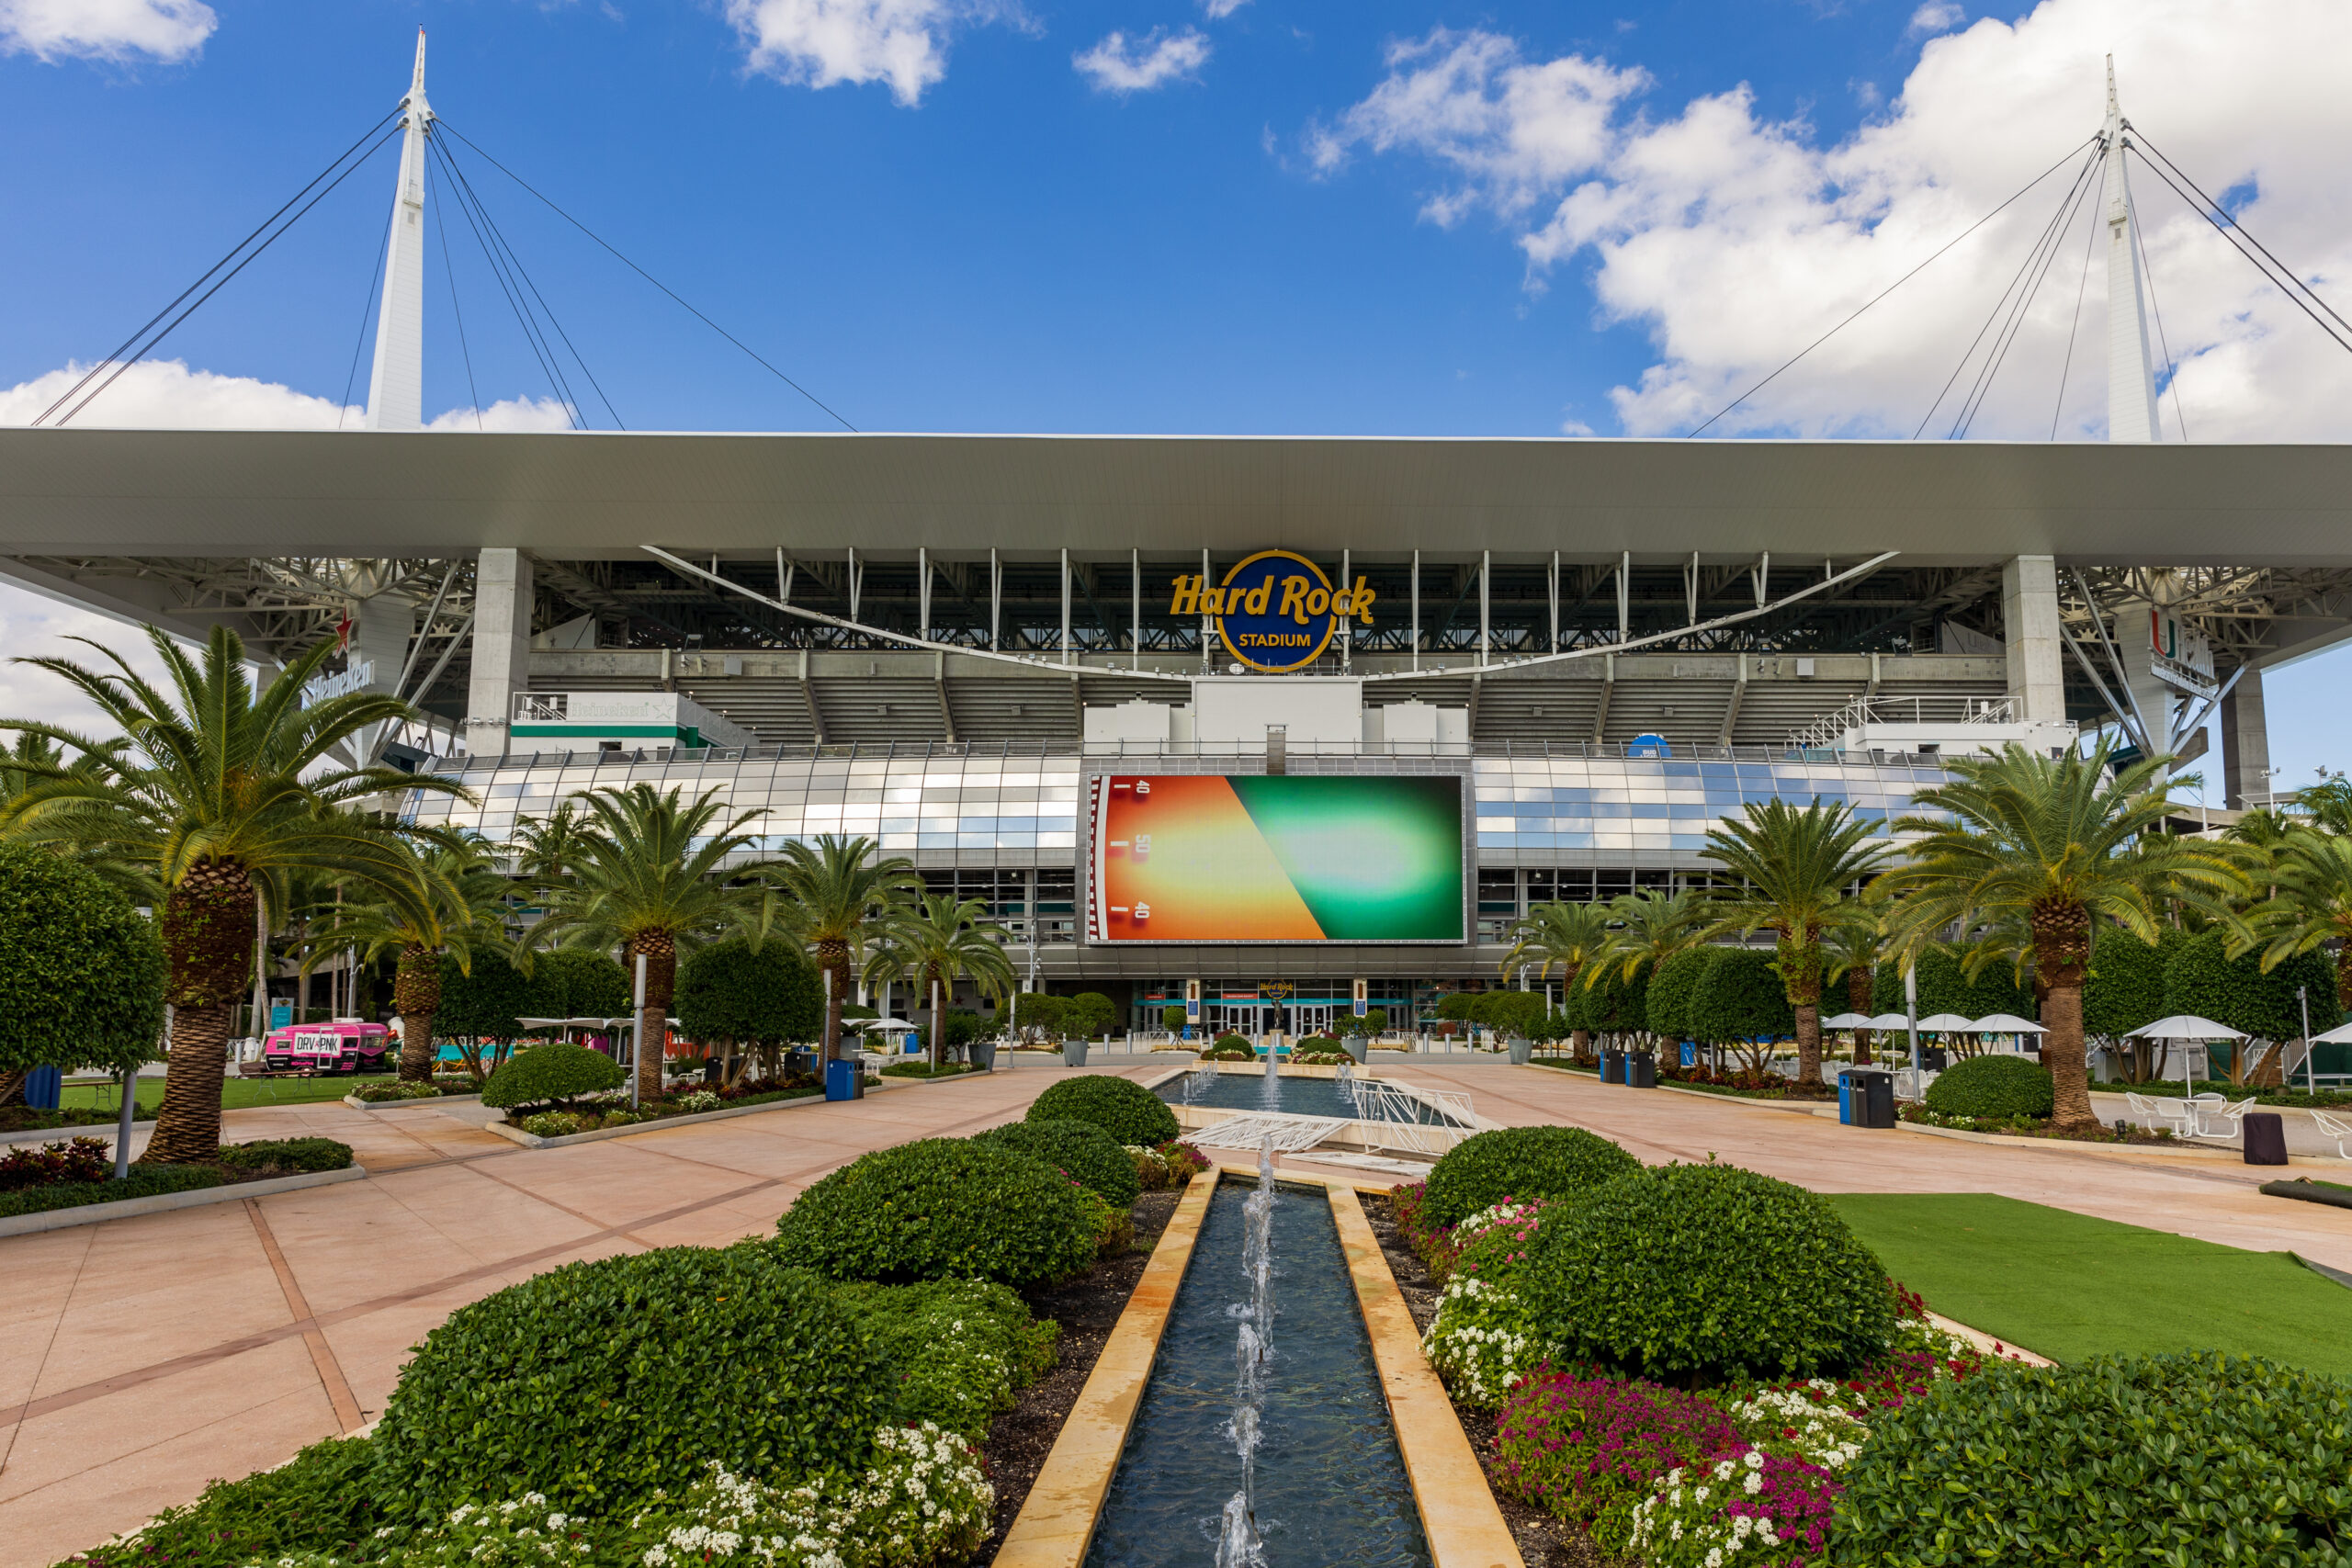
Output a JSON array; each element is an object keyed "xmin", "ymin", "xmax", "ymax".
[
  {"xmin": 766, "ymin": 834, "xmax": 920, "ymax": 1065},
  {"xmin": 303, "ymin": 840, "xmax": 513, "ymax": 1081},
  {"xmin": 863, "ymin": 894, "xmax": 1017, "ymax": 1071},
  {"xmin": 527, "ymin": 784, "xmax": 775, "ymax": 1103},
  {"xmin": 2296, "ymin": 775, "xmax": 2352, "ymax": 836},
  {"xmin": 1874, "ymin": 740, "xmax": 2246, "ymax": 1133},
  {"xmin": 512, "ymin": 799, "xmax": 591, "ymax": 891},
  {"xmin": 1820, "ymin": 919, "xmax": 1883, "ymax": 1065},
  {"xmin": 1503, "ymin": 899, "xmax": 1615, "ymax": 1063},
  {"xmin": 1700, "ymin": 799, "xmax": 1889, "ymax": 1088},
  {"xmin": 2233, "ymin": 827, "xmax": 2352, "ymax": 1014},
  {"xmin": 0, "ymin": 626, "xmax": 464, "ymax": 1160},
  {"xmin": 1601, "ymin": 887, "xmax": 1709, "ymax": 984}
]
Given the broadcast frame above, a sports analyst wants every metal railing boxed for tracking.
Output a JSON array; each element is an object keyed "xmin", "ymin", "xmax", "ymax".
[{"xmin": 1788, "ymin": 694, "xmax": 2018, "ymax": 751}]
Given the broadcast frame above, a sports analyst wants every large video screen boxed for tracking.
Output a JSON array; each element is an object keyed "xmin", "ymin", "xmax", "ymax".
[{"xmin": 1085, "ymin": 774, "xmax": 1467, "ymax": 943}]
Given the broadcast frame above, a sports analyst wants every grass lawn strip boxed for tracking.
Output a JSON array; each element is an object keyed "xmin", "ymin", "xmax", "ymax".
[{"xmin": 1826, "ymin": 1191, "xmax": 2352, "ymax": 1379}]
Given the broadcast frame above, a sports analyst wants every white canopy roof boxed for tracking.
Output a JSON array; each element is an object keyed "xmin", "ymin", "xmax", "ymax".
[
  {"xmin": 2309, "ymin": 1021, "xmax": 2352, "ymax": 1045},
  {"xmin": 2126, "ymin": 1014, "xmax": 2248, "ymax": 1041},
  {"xmin": 1973, "ymin": 1012, "xmax": 2048, "ymax": 1034}
]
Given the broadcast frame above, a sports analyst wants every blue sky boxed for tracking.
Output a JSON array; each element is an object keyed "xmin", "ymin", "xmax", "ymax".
[{"xmin": 1, "ymin": 0, "xmax": 2347, "ymax": 795}]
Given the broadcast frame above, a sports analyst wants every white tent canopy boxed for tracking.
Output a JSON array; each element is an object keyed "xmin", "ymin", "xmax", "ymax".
[
  {"xmin": 2309, "ymin": 1021, "xmax": 2352, "ymax": 1045},
  {"xmin": 1973, "ymin": 1012, "xmax": 2048, "ymax": 1034}
]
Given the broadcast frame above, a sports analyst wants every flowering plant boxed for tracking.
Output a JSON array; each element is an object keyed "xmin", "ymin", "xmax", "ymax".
[
  {"xmin": 1420, "ymin": 1199, "xmax": 1561, "ymax": 1405},
  {"xmin": 1624, "ymin": 1448, "xmax": 1840, "ymax": 1568},
  {"xmin": 1489, "ymin": 1371, "xmax": 1741, "ymax": 1541},
  {"xmin": 673, "ymin": 1089, "xmax": 723, "ymax": 1116},
  {"xmin": 1724, "ymin": 1384, "xmax": 1866, "ymax": 1471},
  {"xmin": 250, "ymin": 1492, "xmax": 597, "ymax": 1567}
]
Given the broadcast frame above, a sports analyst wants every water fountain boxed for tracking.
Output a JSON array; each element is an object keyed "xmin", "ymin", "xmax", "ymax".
[{"xmin": 1216, "ymin": 1140, "xmax": 1279, "ymax": 1568}]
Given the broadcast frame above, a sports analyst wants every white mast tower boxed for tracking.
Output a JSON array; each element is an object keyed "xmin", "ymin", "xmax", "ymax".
[
  {"xmin": 364, "ymin": 30, "xmax": 432, "ymax": 431},
  {"xmin": 2102, "ymin": 56, "xmax": 2162, "ymax": 444}
]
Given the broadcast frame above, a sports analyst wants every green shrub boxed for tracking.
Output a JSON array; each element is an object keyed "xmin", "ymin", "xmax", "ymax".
[
  {"xmin": 517, "ymin": 1111, "xmax": 583, "ymax": 1137},
  {"xmin": 1026, "ymin": 1074, "xmax": 1180, "ymax": 1145},
  {"xmin": 1645, "ymin": 947, "xmax": 1715, "ymax": 1042},
  {"xmin": 1924, "ymin": 1055, "xmax": 2053, "ymax": 1120},
  {"xmin": 834, "ymin": 1278, "xmax": 1059, "ymax": 1439},
  {"xmin": 480, "ymin": 1042, "xmax": 623, "ymax": 1110},
  {"xmin": 370, "ymin": 1244, "xmax": 884, "ymax": 1517},
  {"xmin": 1421, "ymin": 1124, "xmax": 1641, "ymax": 1227},
  {"xmin": 0, "ymin": 842, "xmax": 168, "ymax": 1080},
  {"xmin": 0, "ymin": 1162, "xmax": 220, "ymax": 1219},
  {"xmin": 1522, "ymin": 1163, "xmax": 1896, "ymax": 1382},
  {"xmin": 1161, "ymin": 1004, "xmax": 1188, "ymax": 1032},
  {"xmin": 977, "ymin": 1117, "xmax": 1141, "ymax": 1205},
  {"xmin": 218, "ymin": 1137, "xmax": 354, "ymax": 1174},
  {"xmin": 1687, "ymin": 946, "xmax": 1794, "ymax": 1044},
  {"xmin": 1830, "ymin": 1352, "xmax": 2352, "ymax": 1566},
  {"xmin": 773, "ymin": 1137, "xmax": 1100, "ymax": 1287},
  {"xmin": 62, "ymin": 1436, "xmax": 384, "ymax": 1568},
  {"xmin": 1201, "ymin": 1034, "xmax": 1254, "ymax": 1061}
]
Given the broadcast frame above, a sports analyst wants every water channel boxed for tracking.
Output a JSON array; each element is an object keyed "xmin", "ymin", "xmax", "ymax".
[
  {"xmin": 1079, "ymin": 1156, "xmax": 1432, "ymax": 1568},
  {"xmin": 1161, "ymin": 1067, "xmax": 1471, "ymax": 1124}
]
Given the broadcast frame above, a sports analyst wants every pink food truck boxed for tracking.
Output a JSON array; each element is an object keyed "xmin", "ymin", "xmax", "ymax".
[{"xmin": 261, "ymin": 1021, "xmax": 392, "ymax": 1075}]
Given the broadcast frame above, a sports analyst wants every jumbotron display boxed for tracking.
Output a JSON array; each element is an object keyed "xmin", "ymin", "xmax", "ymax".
[{"xmin": 1085, "ymin": 774, "xmax": 1467, "ymax": 943}]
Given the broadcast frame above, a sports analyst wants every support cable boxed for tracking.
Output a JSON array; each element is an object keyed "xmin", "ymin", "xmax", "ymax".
[
  {"xmin": 2131, "ymin": 128, "xmax": 2352, "ymax": 341},
  {"xmin": 49, "ymin": 126, "xmax": 403, "ymax": 426},
  {"xmin": 2125, "ymin": 152, "xmax": 2191, "ymax": 442},
  {"xmin": 435, "ymin": 118, "xmax": 857, "ymax": 432},
  {"xmin": 1950, "ymin": 148, "xmax": 2106, "ymax": 438},
  {"xmin": 432, "ymin": 136, "xmax": 623, "ymax": 429},
  {"xmin": 427, "ymin": 153, "xmax": 485, "ymax": 431},
  {"xmin": 1684, "ymin": 135, "xmax": 2097, "ymax": 438},
  {"xmin": 427, "ymin": 135, "xmax": 582, "ymax": 427},
  {"xmin": 2050, "ymin": 158, "xmax": 2105, "ymax": 439},
  {"xmin": 1916, "ymin": 143, "xmax": 2104, "ymax": 439},
  {"xmin": 335, "ymin": 208, "xmax": 394, "ymax": 430},
  {"xmin": 38, "ymin": 112, "xmax": 401, "ymax": 425},
  {"xmin": 2127, "ymin": 132, "xmax": 2352, "ymax": 356}
]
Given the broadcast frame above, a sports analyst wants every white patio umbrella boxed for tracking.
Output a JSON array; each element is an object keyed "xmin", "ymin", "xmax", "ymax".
[
  {"xmin": 1972, "ymin": 1012, "xmax": 2046, "ymax": 1033},
  {"xmin": 1821, "ymin": 1012, "xmax": 1875, "ymax": 1030},
  {"xmin": 2126, "ymin": 1015, "xmax": 2247, "ymax": 1098},
  {"xmin": 1865, "ymin": 1013, "xmax": 1913, "ymax": 1032},
  {"xmin": 849, "ymin": 1017, "xmax": 918, "ymax": 1031},
  {"xmin": 2311, "ymin": 1021, "xmax": 2352, "ymax": 1044},
  {"xmin": 1915, "ymin": 1013, "xmax": 1978, "ymax": 1032}
]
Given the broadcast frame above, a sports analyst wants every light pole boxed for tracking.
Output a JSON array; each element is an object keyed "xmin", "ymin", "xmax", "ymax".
[
  {"xmin": 2301, "ymin": 985, "xmax": 2315, "ymax": 1096},
  {"xmin": 630, "ymin": 953, "xmax": 648, "ymax": 1111}
]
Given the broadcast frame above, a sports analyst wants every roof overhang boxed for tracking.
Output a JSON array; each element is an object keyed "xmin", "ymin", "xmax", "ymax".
[{"xmin": 4, "ymin": 428, "xmax": 2352, "ymax": 567}]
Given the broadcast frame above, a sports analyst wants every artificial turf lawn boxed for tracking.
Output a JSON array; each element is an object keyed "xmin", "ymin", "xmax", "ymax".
[
  {"xmin": 1829, "ymin": 1191, "xmax": 2352, "ymax": 1380},
  {"xmin": 60, "ymin": 1075, "xmax": 400, "ymax": 1112}
]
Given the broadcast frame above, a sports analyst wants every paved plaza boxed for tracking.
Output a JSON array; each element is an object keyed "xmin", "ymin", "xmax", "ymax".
[{"xmin": 4, "ymin": 1060, "xmax": 2346, "ymax": 1568}]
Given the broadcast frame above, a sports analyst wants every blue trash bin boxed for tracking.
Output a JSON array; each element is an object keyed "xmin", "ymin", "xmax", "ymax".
[
  {"xmin": 1679, "ymin": 1041, "xmax": 1697, "ymax": 1069},
  {"xmin": 24, "ymin": 1064, "xmax": 62, "ymax": 1111},
  {"xmin": 825, "ymin": 1057, "xmax": 862, "ymax": 1101},
  {"xmin": 1600, "ymin": 1048, "xmax": 1625, "ymax": 1084},
  {"xmin": 1837, "ymin": 1069, "xmax": 1858, "ymax": 1125}
]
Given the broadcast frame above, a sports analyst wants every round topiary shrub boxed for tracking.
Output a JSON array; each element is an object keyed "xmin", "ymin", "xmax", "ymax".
[
  {"xmin": 773, "ymin": 1137, "xmax": 1100, "ymax": 1287},
  {"xmin": 1521, "ymin": 1163, "xmax": 1895, "ymax": 1382},
  {"xmin": 1422, "ymin": 1124, "xmax": 1642, "ymax": 1227},
  {"xmin": 1829, "ymin": 1352, "xmax": 2352, "ymax": 1565},
  {"xmin": 1924, "ymin": 1054, "xmax": 2054, "ymax": 1120},
  {"xmin": 976, "ymin": 1117, "xmax": 1141, "ymax": 1206},
  {"xmin": 480, "ymin": 1042, "xmax": 623, "ymax": 1111},
  {"xmin": 1200, "ymin": 1034, "xmax": 1254, "ymax": 1061},
  {"xmin": 1026, "ymin": 1074, "xmax": 1181, "ymax": 1146},
  {"xmin": 369, "ymin": 1244, "xmax": 884, "ymax": 1518}
]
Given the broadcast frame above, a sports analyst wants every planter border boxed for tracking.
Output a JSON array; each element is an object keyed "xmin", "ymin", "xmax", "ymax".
[
  {"xmin": 0, "ymin": 1119, "xmax": 155, "ymax": 1148},
  {"xmin": 343, "ymin": 1091, "xmax": 484, "ymax": 1110},
  {"xmin": 483, "ymin": 1090, "xmax": 831, "ymax": 1148},
  {"xmin": 0, "ymin": 1165, "xmax": 367, "ymax": 1239},
  {"xmin": 993, "ymin": 1167, "xmax": 1219, "ymax": 1568}
]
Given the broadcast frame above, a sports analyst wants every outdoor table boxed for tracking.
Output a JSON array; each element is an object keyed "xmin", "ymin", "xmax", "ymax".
[{"xmin": 2243, "ymin": 1111, "xmax": 2290, "ymax": 1167}]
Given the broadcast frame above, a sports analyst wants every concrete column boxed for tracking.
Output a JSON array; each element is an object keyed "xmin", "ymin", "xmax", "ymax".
[
  {"xmin": 355, "ymin": 594, "xmax": 413, "ymax": 699},
  {"xmin": 2000, "ymin": 555, "xmax": 2065, "ymax": 724},
  {"xmin": 465, "ymin": 547, "xmax": 533, "ymax": 756},
  {"xmin": 2222, "ymin": 670, "xmax": 2272, "ymax": 808}
]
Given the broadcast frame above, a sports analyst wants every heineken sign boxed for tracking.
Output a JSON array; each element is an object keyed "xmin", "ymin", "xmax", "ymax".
[{"xmin": 1168, "ymin": 549, "xmax": 1377, "ymax": 674}]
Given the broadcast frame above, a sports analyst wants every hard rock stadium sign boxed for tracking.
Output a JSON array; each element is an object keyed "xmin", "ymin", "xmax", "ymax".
[{"xmin": 1166, "ymin": 549, "xmax": 1377, "ymax": 674}]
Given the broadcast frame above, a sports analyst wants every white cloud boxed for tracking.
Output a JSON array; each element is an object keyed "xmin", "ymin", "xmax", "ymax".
[
  {"xmin": 1073, "ymin": 27, "xmax": 1209, "ymax": 94},
  {"xmin": 1908, "ymin": 1, "xmax": 1966, "ymax": 34},
  {"xmin": 425, "ymin": 395, "xmax": 577, "ymax": 432},
  {"xmin": 0, "ymin": 360, "xmax": 354, "ymax": 428},
  {"xmin": 0, "ymin": 587, "xmax": 186, "ymax": 736},
  {"xmin": 1321, "ymin": 0, "xmax": 2352, "ymax": 441},
  {"xmin": 724, "ymin": 0, "xmax": 1017, "ymax": 107},
  {"xmin": 0, "ymin": 0, "xmax": 213, "ymax": 62},
  {"xmin": 1200, "ymin": 0, "xmax": 1249, "ymax": 17}
]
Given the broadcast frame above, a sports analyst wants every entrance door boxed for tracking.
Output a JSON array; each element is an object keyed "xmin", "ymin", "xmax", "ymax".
[{"xmin": 1288, "ymin": 1004, "xmax": 1334, "ymax": 1035}]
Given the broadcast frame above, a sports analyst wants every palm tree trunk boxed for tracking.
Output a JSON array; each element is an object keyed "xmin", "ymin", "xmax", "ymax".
[
  {"xmin": 819, "ymin": 939, "xmax": 850, "ymax": 1065},
  {"xmin": 148, "ymin": 862, "xmax": 258, "ymax": 1163},
  {"xmin": 631, "ymin": 936, "xmax": 678, "ymax": 1104},
  {"xmin": 393, "ymin": 943, "xmax": 441, "ymax": 1081},
  {"xmin": 1786, "ymin": 940, "xmax": 1826, "ymax": 1088},
  {"xmin": 2043, "ymin": 978, "xmax": 2097, "ymax": 1129},
  {"xmin": 1794, "ymin": 1002, "xmax": 1823, "ymax": 1086},
  {"xmin": 1849, "ymin": 968, "xmax": 1873, "ymax": 1066}
]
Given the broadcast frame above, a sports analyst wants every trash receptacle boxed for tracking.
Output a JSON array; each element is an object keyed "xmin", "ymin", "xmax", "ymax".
[
  {"xmin": 1062, "ymin": 1039, "xmax": 1089, "ymax": 1068},
  {"xmin": 1921, "ymin": 1045, "xmax": 1950, "ymax": 1072},
  {"xmin": 1343, "ymin": 1036, "xmax": 1369, "ymax": 1065},
  {"xmin": 24, "ymin": 1064, "xmax": 62, "ymax": 1111},
  {"xmin": 1507, "ymin": 1034, "xmax": 1533, "ymax": 1066},
  {"xmin": 2244, "ymin": 1111, "xmax": 2290, "ymax": 1166},
  {"xmin": 970, "ymin": 1039, "xmax": 998, "ymax": 1072},
  {"xmin": 1625, "ymin": 1051, "xmax": 1657, "ymax": 1089},
  {"xmin": 1601, "ymin": 1048, "xmax": 1625, "ymax": 1084},
  {"xmin": 824, "ymin": 1057, "xmax": 862, "ymax": 1101},
  {"xmin": 1840, "ymin": 1067, "xmax": 1894, "ymax": 1128},
  {"xmin": 1679, "ymin": 1041, "xmax": 1697, "ymax": 1068},
  {"xmin": 1837, "ymin": 1069, "xmax": 1858, "ymax": 1125}
]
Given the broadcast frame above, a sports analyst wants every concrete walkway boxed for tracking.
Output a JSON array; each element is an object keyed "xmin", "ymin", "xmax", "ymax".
[{"xmin": 0, "ymin": 1064, "xmax": 1158, "ymax": 1568}]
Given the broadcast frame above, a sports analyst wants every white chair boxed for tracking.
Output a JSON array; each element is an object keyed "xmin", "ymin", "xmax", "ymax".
[
  {"xmin": 2130, "ymin": 1092, "xmax": 2199, "ymax": 1138},
  {"xmin": 2311, "ymin": 1109, "xmax": 2352, "ymax": 1158},
  {"xmin": 2194, "ymin": 1094, "xmax": 2254, "ymax": 1140}
]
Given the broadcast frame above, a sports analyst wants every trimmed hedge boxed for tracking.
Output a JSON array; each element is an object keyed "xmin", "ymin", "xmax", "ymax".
[
  {"xmin": 0, "ymin": 841, "xmax": 168, "ymax": 1079},
  {"xmin": 370, "ymin": 1244, "xmax": 884, "ymax": 1517},
  {"xmin": 480, "ymin": 1042, "xmax": 623, "ymax": 1111},
  {"xmin": 1687, "ymin": 946, "xmax": 1794, "ymax": 1044},
  {"xmin": 976, "ymin": 1117, "xmax": 1141, "ymax": 1205},
  {"xmin": 773, "ymin": 1137, "xmax": 1100, "ymax": 1287},
  {"xmin": 1830, "ymin": 1352, "xmax": 2352, "ymax": 1565},
  {"xmin": 1421, "ymin": 1125, "xmax": 1641, "ymax": 1227},
  {"xmin": 1522, "ymin": 1163, "xmax": 1896, "ymax": 1382},
  {"xmin": 62, "ymin": 1436, "xmax": 385, "ymax": 1568},
  {"xmin": 219, "ymin": 1137, "xmax": 354, "ymax": 1174},
  {"xmin": 834, "ymin": 1277, "xmax": 1059, "ymax": 1440},
  {"xmin": 1026, "ymin": 1074, "xmax": 1180, "ymax": 1146},
  {"xmin": 0, "ymin": 1162, "xmax": 220, "ymax": 1220},
  {"xmin": 1924, "ymin": 1055, "xmax": 2053, "ymax": 1120}
]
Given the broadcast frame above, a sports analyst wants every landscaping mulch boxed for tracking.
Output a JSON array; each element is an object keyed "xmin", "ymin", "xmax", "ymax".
[
  {"xmin": 972, "ymin": 1187, "xmax": 1183, "ymax": 1564},
  {"xmin": 1360, "ymin": 1192, "xmax": 1622, "ymax": 1568}
]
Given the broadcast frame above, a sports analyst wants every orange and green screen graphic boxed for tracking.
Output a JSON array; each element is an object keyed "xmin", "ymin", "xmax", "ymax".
[{"xmin": 1089, "ymin": 774, "xmax": 1465, "ymax": 942}]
